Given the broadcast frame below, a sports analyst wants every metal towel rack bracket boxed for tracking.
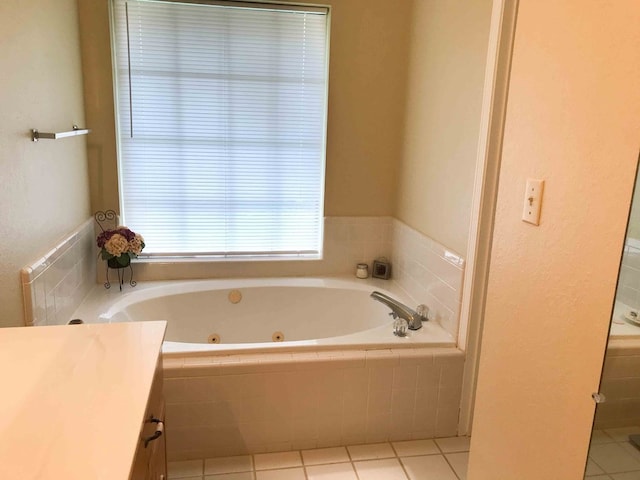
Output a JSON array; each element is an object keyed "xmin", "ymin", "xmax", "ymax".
[{"xmin": 31, "ymin": 125, "xmax": 91, "ymax": 142}]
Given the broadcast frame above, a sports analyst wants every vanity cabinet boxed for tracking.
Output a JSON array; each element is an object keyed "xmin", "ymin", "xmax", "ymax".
[
  {"xmin": 131, "ymin": 355, "xmax": 167, "ymax": 480},
  {"xmin": 0, "ymin": 321, "xmax": 167, "ymax": 480}
]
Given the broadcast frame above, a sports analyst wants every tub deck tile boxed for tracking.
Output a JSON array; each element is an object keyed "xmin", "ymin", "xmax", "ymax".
[
  {"xmin": 185, "ymin": 356, "xmax": 214, "ymax": 366},
  {"xmin": 164, "ymin": 357, "xmax": 185, "ymax": 369},
  {"xmin": 392, "ymin": 349, "xmax": 435, "ymax": 366},
  {"xmin": 180, "ymin": 363, "xmax": 223, "ymax": 377},
  {"xmin": 365, "ymin": 350, "xmax": 399, "ymax": 367}
]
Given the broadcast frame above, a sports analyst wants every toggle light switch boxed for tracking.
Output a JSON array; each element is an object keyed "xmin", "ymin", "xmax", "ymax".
[{"xmin": 522, "ymin": 179, "xmax": 544, "ymax": 225}]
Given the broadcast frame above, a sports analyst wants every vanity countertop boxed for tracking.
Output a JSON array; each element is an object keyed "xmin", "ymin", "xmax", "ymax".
[{"xmin": 0, "ymin": 321, "xmax": 166, "ymax": 480}]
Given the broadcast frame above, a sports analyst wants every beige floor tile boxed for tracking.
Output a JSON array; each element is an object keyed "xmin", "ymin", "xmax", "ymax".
[
  {"xmin": 205, "ymin": 473, "xmax": 254, "ymax": 480},
  {"xmin": 603, "ymin": 427, "xmax": 640, "ymax": 443},
  {"xmin": 445, "ymin": 452, "xmax": 469, "ymax": 480},
  {"xmin": 253, "ymin": 451, "xmax": 302, "ymax": 471},
  {"xmin": 619, "ymin": 440, "xmax": 640, "ymax": 462},
  {"xmin": 302, "ymin": 446, "xmax": 350, "ymax": 465},
  {"xmin": 392, "ymin": 439, "xmax": 439, "ymax": 457},
  {"xmin": 205, "ymin": 455, "xmax": 253, "ymax": 475},
  {"xmin": 255, "ymin": 467, "xmax": 305, "ymax": 480},
  {"xmin": 591, "ymin": 430, "xmax": 616, "ymax": 445},
  {"xmin": 168, "ymin": 459, "xmax": 204, "ymax": 479},
  {"xmin": 306, "ymin": 462, "xmax": 358, "ymax": 480},
  {"xmin": 589, "ymin": 443, "xmax": 640, "ymax": 473},
  {"xmin": 347, "ymin": 442, "xmax": 395, "ymax": 461},
  {"xmin": 401, "ymin": 455, "xmax": 457, "ymax": 480},
  {"xmin": 585, "ymin": 459, "xmax": 605, "ymax": 476},
  {"xmin": 611, "ymin": 472, "xmax": 640, "ymax": 479},
  {"xmin": 353, "ymin": 458, "xmax": 408, "ymax": 480},
  {"xmin": 435, "ymin": 436, "xmax": 471, "ymax": 453}
]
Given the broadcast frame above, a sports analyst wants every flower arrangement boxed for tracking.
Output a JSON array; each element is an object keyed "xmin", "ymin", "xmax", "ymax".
[{"xmin": 97, "ymin": 226, "xmax": 145, "ymax": 267}]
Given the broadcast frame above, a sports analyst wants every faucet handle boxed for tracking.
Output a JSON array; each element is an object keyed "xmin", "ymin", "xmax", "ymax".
[
  {"xmin": 393, "ymin": 318, "xmax": 409, "ymax": 337},
  {"xmin": 416, "ymin": 304, "xmax": 429, "ymax": 320}
]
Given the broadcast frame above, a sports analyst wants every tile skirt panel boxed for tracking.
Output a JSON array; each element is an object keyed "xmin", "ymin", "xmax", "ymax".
[{"xmin": 163, "ymin": 348, "xmax": 464, "ymax": 461}]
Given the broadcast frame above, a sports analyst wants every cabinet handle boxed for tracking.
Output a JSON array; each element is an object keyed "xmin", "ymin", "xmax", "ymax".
[{"xmin": 143, "ymin": 417, "xmax": 164, "ymax": 448}]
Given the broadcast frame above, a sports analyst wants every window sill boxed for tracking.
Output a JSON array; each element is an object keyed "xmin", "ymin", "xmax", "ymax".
[{"xmin": 133, "ymin": 253, "xmax": 323, "ymax": 264}]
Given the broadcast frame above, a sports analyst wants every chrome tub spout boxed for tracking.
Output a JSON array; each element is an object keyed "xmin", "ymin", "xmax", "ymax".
[{"xmin": 370, "ymin": 291, "xmax": 427, "ymax": 331}]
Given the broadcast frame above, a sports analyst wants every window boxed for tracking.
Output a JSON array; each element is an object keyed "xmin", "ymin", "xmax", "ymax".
[{"xmin": 111, "ymin": 0, "xmax": 329, "ymax": 258}]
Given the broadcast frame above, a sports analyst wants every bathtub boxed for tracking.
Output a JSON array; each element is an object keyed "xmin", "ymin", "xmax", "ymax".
[
  {"xmin": 73, "ymin": 276, "xmax": 455, "ymax": 355},
  {"xmin": 72, "ymin": 276, "xmax": 462, "ymax": 458}
]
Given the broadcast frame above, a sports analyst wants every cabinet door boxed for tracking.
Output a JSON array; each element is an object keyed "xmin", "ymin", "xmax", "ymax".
[
  {"xmin": 130, "ymin": 356, "xmax": 166, "ymax": 480},
  {"xmin": 147, "ymin": 403, "xmax": 166, "ymax": 480}
]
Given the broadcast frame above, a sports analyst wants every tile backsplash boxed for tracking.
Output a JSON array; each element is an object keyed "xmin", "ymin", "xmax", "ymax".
[
  {"xmin": 132, "ymin": 216, "xmax": 393, "ymax": 281},
  {"xmin": 391, "ymin": 220, "xmax": 465, "ymax": 339},
  {"xmin": 21, "ymin": 218, "xmax": 96, "ymax": 326}
]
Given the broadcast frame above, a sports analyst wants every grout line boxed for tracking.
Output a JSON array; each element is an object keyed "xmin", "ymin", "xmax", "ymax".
[
  {"xmin": 397, "ymin": 455, "xmax": 412, "ymax": 480},
  {"xmin": 442, "ymin": 452, "xmax": 462, "ymax": 480},
  {"xmin": 390, "ymin": 441, "xmax": 400, "ymax": 457},
  {"xmin": 345, "ymin": 445, "xmax": 364, "ymax": 480}
]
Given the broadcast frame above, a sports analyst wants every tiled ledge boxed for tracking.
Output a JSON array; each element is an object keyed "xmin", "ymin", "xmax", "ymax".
[
  {"xmin": 162, "ymin": 347, "xmax": 463, "ymax": 378},
  {"xmin": 21, "ymin": 218, "xmax": 96, "ymax": 326}
]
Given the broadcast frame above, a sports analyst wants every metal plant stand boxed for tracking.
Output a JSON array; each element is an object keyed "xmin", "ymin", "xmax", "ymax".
[
  {"xmin": 95, "ymin": 210, "xmax": 137, "ymax": 291},
  {"xmin": 104, "ymin": 256, "xmax": 136, "ymax": 291}
]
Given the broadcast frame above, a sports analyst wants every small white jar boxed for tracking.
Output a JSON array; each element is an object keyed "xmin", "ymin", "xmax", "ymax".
[{"xmin": 356, "ymin": 263, "xmax": 369, "ymax": 279}]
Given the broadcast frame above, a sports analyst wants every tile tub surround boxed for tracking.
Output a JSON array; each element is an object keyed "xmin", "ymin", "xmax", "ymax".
[
  {"xmin": 24, "ymin": 215, "xmax": 466, "ymax": 343},
  {"xmin": 20, "ymin": 218, "xmax": 96, "ymax": 326},
  {"xmin": 391, "ymin": 220, "xmax": 465, "ymax": 339},
  {"xmin": 616, "ymin": 238, "xmax": 640, "ymax": 311},
  {"xmin": 593, "ymin": 339, "xmax": 640, "ymax": 430},
  {"xmin": 131, "ymin": 216, "xmax": 393, "ymax": 282},
  {"xmin": 167, "ymin": 437, "xmax": 470, "ymax": 480},
  {"xmin": 163, "ymin": 347, "xmax": 464, "ymax": 461}
]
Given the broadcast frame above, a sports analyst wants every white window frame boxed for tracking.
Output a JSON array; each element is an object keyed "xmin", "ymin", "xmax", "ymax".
[{"xmin": 109, "ymin": 0, "xmax": 331, "ymax": 260}]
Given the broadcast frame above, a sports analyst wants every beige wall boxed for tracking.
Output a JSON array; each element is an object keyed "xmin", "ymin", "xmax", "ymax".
[
  {"xmin": 395, "ymin": 0, "xmax": 493, "ymax": 255},
  {"xmin": 78, "ymin": 0, "xmax": 413, "ymax": 218},
  {"xmin": 80, "ymin": 0, "xmax": 493, "ymax": 257},
  {"xmin": 469, "ymin": 1, "xmax": 640, "ymax": 478},
  {"xmin": 77, "ymin": 0, "xmax": 118, "ymax": 215},
  {"xmin": 0, "ymin": 0, "xmax": 90, "ymax": 328}
]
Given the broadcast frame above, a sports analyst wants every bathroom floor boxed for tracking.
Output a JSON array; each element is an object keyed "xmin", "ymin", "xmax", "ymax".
[
  {"xmin": 586, "ymin": 427, "xmax": 640, "ymax": 479},
  {"xmin": 167, "ymin": 437, "xmax": 470, "ymax": 480}
]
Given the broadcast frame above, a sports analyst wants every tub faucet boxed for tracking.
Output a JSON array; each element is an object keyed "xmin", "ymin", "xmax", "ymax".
[{"xmin": 370, "ymin": 291, "xmax": 427, "ymax": 330}]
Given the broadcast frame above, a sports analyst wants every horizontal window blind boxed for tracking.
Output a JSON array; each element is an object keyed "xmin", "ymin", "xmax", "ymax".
[{"xmin": 111, "ymin": 0, "xmax": 329, "ymax": 257}]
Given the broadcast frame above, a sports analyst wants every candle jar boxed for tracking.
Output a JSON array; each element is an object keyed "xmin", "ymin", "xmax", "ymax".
[{"xmin": 356, "ymin": 263, "xmax": 369, "ymax": 279}]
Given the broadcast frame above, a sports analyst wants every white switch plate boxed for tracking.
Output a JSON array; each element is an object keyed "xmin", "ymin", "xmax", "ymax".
[{"xmin": 522, "ymin": 179, "xmax": 544, "ymax": 225}]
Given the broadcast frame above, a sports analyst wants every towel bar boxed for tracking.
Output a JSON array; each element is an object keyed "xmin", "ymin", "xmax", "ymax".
[{"xmin": 31, "ymin": 125, "xmax": 90, "ymax": 142}]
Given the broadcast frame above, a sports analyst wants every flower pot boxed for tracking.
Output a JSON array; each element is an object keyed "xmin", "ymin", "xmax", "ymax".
[{"xmin": 107, "ymin": 255, "xmax": 131, "ymax": 269}]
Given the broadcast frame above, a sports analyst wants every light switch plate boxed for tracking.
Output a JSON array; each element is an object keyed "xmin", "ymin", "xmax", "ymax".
[{"xmin": 522, "ymin": 179, "xmax": 544, "ymax": 225}]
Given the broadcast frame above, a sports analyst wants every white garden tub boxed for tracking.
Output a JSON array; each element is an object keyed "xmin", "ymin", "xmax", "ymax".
[{"xmin": 72, "ymin": 276, "xmax": 455, "ymax": 355}]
